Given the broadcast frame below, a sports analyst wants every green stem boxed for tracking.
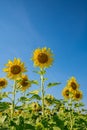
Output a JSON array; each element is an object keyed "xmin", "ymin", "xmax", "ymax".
[
  {"xmin": 70, "ymin": 111, "xmax": 73, "ymax": 130},
  {"xmin": 40, "ymin": 68, "xmax": 45, "ymax": 116},
  {"xmin": 69, "ymin": 98, "xmax": 73, "ymax": 130},
  {"xmin": 11, "ymin": 81, "xmax": 16, "ymax": 118},
  {"xmin": 23, "ymin": 91, "xmax": 26, "ymax": 106}
]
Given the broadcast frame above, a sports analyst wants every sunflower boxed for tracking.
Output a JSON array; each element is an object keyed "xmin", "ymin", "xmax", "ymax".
[
  {"xmin": 73, "ymin": 90, "xmax": 83, "ymax": 101},
  {"xmin": 62, "ymin": 87, "xmax": 70, "ymax": 99},
  {"xmin": 31, "ymin": 102, "xmax": 41, "ymax": 112},
  {"xmin": 44, "ymin": 94, "xmax": 54, "ymax": 106},
  {"xmin": 17, "ymin": 74, "xmax": 31, "ymax": 91},
  {"xmin": 67, "ymin": 77, "xmax": 79, "ymax": 92},
  {"xmin": 3, "ymin": 58, "xmax": 27, "ymax": 80},
  {"xmin": 0, "ymin": 78, "xmax": 8, "ymax": 89},
  {"xmin": 32, "ymin": 47, "xmax": 54, "ymax": 68}
]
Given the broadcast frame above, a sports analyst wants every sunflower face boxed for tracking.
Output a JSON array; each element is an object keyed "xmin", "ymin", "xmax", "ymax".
[
  {"xmin": 10, "ymin": 65, "xmax": 21, "ymax": 74},
  {"xmin": 0, "ymin": 78, "xmax": 8, "ymax": 89},
  {"xmin": 32, "ymin": 47, "xmax": 53, "ymax": 68},
  {"xmin": 37, "ymin": 53, "xmax": 48, "ymax": 63},
  {"xmin": 67, "ymin": 77, "xmax": 79, "ymax": 92},
  {"xmin": 62, "ymin": 87, "xmax": 70, "ymax": 99},
  {"xmin": 17, "ymin": 74, "xmax": 31, "ymax": 91},
  {"xmin": 44, "ymin": 94, "xmax": 54, "ymax": 106},
  {"xmin": 73, "ymin": 90, "xmax": 83, "ymax": 101},
  {"xmin": 31, "ymin": 102, "xmax": 41, "ymax": 111},
  {"xmin": 3, "ymin": 58, "xmax": 27, "ymax": 80}
]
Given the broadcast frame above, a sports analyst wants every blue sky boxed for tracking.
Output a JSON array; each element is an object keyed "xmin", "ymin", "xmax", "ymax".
[{"xmin": 0, "ymin": 0, "xmax": 87, "ymax": 108}]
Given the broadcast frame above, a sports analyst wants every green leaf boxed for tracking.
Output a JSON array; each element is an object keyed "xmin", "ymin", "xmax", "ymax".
[
  {"xmin": 30, "ymin": 94, "xmax": 41, "ymax": 100},
  {"xmin": 10, "ymin": 120, "xmax": 19, "ymax": 130},
  {"xmin": 52, "ymin": 114, "xmax": 65, "ymax": 129},
  {"xmin": 30, "ymin": 80, "xmax": 39, "ymax": 85},
  {"xmin": 24, "ymin": 123, "xmax": 35, "ymax": 130},
  {"xmin": 47, "ymin": 82, "xmax": 61, "ymax": 88},
  {"xmin": 0, "ymin": 92, "xmax": 9, "ymax": 98},
  {"xmin": 0, "ymin": 115, "xmax": 7, "ymax": 124},
  {"xmin": 43, "ymin": 78, "xmax": 48, "ymax": 81},
  {"xmin": 15, "ymin": 105, "xmax": 23, "ymax": 110},
  {"xmin": 33, "ymin": 70, "xmax": 46, "ymax": 75},
  {"xmin": 19, "ymin": 97, "xmax": 29, "ymax": 102},
  {"xmin": 33, "ymin": 70, "xmax": 41, "ymax": 74},
  {"xmin": 0, "ymin": 102, "xmax": 10, "ymax": 112},
  {"xmin": 29, "ymin": 90, "xmax": 39, "ymax": 95},
  {"xmin": 40, "ymin": 69, "xmax": 46, "ymax": 75}
]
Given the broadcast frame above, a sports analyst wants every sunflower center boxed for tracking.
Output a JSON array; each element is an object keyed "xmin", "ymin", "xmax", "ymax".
[
  {"xmin": 75, "ymin": 93, "xmax": 80, "ymax": 98},
  {"xmin": 21, "ymin": 79, "xmax": 28, "ymax": 87},
  {"xmin": 11, "ymin": 65, "xmax": 21, "ymax": 74},
  {"xmin": 0, "ymin": 81, "xmax": 5, "ymax": 86},
  {"xmin": 34, "ymin": 104, "xmax": 37, "ymax": 108},
  {"xmin": 71, "ymin": 82, "xmax": 77, "ymax": 90},
  {"xmin": 66, "ymin": 90, "xmax": 69, "ymax": 96},
  {"xmin": 38, "ymin": 53, "xmax": 48, "ymax": 63}
]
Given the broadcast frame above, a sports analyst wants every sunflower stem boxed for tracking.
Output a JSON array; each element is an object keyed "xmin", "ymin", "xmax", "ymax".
[
  {"xmin": 69, "ymin": 98, "xmax": 73, "ymax": 130},
  {"xmin": 11, "ymin": 81, "xmax": 16, "ymax": 118},
  {"xmin": 40, "ymin": 68, "xmax": 45, "ymax": 116}
]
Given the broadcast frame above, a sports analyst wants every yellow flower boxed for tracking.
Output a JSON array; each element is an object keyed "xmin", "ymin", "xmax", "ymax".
[
  {"xmin": 32, "ymin": 47, "xmax": 54, "ymax": 68},
  {"xmin": 67, "ymin": 77, "xmax": 79, "ymax": 92},
  {"xmin": 73, "ymin": 90, "xmax": 83, "ymax": 101},
  {"xmin": 44, "ymin": 108, "xmax": 51, "ymax": 115},
  {"xmin": 3, "ymin": 58, "xmax": 27, "ymax": 80},
  {"xmin": 13, "ymin": 110, "xmax": 22, "ymax": 117},
  {"xmin": 0, "ymin": 78, "xmax": 8, "ymax": 89},
  {"xmin": 31, "ymin": 102, "xmax": 41, "ymax": 111},
  {"xmin": 17, "ymin": 74, "xmax": 31, "ymax": 91},
  {"xmin": 44, "ymin": 94, "xmax": 54, "ymax": 106},
  {"xmin": 62, "ymin": 87, "xmax": 70, "ymax": 99}
]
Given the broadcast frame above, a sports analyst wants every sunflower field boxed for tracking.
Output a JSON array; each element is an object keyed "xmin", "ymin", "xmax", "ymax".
[{"xmin": 0, "ymin": 47, "xmax": 87, "ymax": 130}]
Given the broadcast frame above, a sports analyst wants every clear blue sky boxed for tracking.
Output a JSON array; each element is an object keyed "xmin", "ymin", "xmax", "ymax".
[{"xmin": 0, "ymin": 0, "xmax": 87, "ymax": 108}]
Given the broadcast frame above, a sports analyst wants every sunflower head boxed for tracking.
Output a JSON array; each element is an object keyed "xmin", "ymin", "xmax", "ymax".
[
  {"xmin": 3, "ymin": 58, "xmax": 27, "ymax": 80},
  {"xmin": 62, "ymin": 87, "xmax": 70, "ymax": 99},
  {"xmin": 0, "ymin": 78, "xmax": 8, "ymax": 89},
  {"xmin": 67, "ymin": 77, "xmax": 79, "ymax": 92},
  {"xmin": 73, "ymin": 90, "xmax": 83, "ymax": 101},
  {"xmin": 17, "ymin": 74, "xmax": 31, "ymax": 91},
  {"xmin": 44, "ymin": 94, "xmax": 54, "ymax": 106},
  {"xmin": 13, "ymin": 110, "xmax": 22, "ymax": 117},
  {"xmin": 31, "ymin": 102, "xmax": 41, "ymax": 112},
  {"xmin": 32, "ymin": 47, "xmax": 54, "ymax": 68}
]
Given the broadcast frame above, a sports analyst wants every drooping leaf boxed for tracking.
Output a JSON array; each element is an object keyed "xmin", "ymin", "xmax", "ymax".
[
  {"xmin": 29, "ymin": 90, "xmax": 39, "ymax": 95},
  {"xmin": 19, "ymin": 96, "xmax": 29, "ymax": 102},
  {"xmin": 47, "ymin": 82, "xmax": 61, "ymax": 88},
  {"xmin": 30, "ymin": 94, "xmax": 41, "ymax": 100},
  {"xmin": 30, "ymin": 80, "xmax": 39, "ymax": 85}
]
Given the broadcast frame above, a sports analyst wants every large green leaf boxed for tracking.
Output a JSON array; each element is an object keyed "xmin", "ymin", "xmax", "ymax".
[{"xmin": 0, "ymin": 102, "xmax": 10, "ymax": 112}]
